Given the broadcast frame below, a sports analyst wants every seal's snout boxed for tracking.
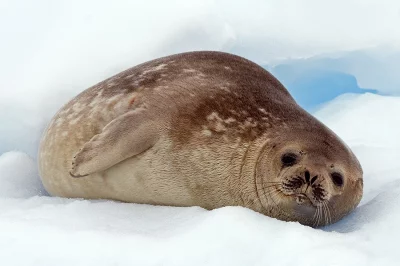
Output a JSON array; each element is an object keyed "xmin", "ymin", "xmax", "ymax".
[
  {"xmin": 281, "ymin": 165, "xmax": 331, "ymax": 208},
  {"xmin": 297, "ymin": 169, "xmax": 326, "ymax": 206}
]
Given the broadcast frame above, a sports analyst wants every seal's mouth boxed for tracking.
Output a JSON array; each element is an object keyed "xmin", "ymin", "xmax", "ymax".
[
  {"xmin": 294, "ymin": 193, "xmax": 312, "ymax": 205},
  {"xmin": 277, "ymin": 187, "xmax": 318, "ymax": 207}
]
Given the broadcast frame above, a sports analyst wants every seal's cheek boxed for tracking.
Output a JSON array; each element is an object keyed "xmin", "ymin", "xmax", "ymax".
[
  {"xmin": 349, "ymin": 178, "xmax": 363, "ymax": 208},
  {"xmin": 292, "ymin": 203, "xmax": 319, "ymax": 227},
  {"xmin": 325, "ymin": 190, "xmax": 359, "ymax": 223},
  {"xmin": 356, "ymin": 178, "xmax": 364, "ymax": 193},
  {"xmin": 335, "ymin": 178, "xmax": 363, "ymax": 207}
]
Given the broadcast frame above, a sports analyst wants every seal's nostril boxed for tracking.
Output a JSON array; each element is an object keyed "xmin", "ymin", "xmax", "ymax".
[
  {"xmin": 305, "ymin": 170, "xmax": 310, "ymax": 183},
  {"xmin": 311, "ymin": 175, "xmax": 318, "ymax": 185}
]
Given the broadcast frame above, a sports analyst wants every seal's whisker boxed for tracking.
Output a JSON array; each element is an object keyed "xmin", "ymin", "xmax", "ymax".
[
  {"xmin": 264, "ymin": 189, "xmax": 281, "ymax": 199},
  {"xmin": 327, "ymin": 203, "xmax": 331, "ymax": 225},
  {"xmin": 323, "ymin": 201, "xmax": 330, "ymax": 225},
  {"xmin": 324, "ymin": 201, "xmax": 332, "ymax": 225},
  {"xmin": 313, "ymin": 206, "xmax": 321, "ymax": 227},
  {"xmin": 312, "ymin": 206, "xmax": 319, "ymax": 227},
  {"xmin": 256, "ymin": 182, "xmax": 282, "ymax": 186},
  {"xmin": 261, "ymin": 183, "xmax": 283, "ymax": 190},
  {"xmin": 322, "ymin": 202, "xmax": 329, "ymax": 226},
  {"xmin": 243, "ymin": 186, "xmax": 281, "ymax": 199},
  {"xmin": 316, "ymin": 176, "xmax": 327, "ymax": 186},
  {"xmin": 318, "ymin": 206, "xmax": 323, "ymax": 227},
  {"xmin": 318, "ymin": 207, "xmax": 322, "ymax": 227},
  {"xmin": 263, "ymin": 186, "xmax": 280, "ymax": 203},
  {"xmin": 323, "ymin": 202, "xmax": 329, "ymax": 225},
  {"xmin": 327, "ymin": 203, "xmax": 332, "ymax": 225}
]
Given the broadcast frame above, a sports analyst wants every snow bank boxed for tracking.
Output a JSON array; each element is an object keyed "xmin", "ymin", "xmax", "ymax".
[
  {"xmin": 0, "ymin": 151, "xmax": 46, "ymax": 198},
  {"xmin": 314, "ymin": 93, "xmax": 400, "ymax": 148},
  {"xmin": 0, "ymin": 93, "xmax": 399, "ymax": 265}
]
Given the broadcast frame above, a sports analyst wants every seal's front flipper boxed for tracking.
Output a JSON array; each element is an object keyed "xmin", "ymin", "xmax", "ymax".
[{"xmin": 69, "ymin": 110, "xmax": 159, "ymax": 177}]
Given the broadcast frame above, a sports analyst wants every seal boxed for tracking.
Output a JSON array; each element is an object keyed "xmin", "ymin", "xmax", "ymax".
[{"xmin": 38, "ymin": 51, "xmax": 363, "ymax": 227}]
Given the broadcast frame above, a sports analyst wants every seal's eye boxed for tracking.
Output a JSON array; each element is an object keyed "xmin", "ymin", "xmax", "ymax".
[
  {"xmin": 331, "ymin": 172, "xmax": 344, "ymax": 187},
  {"xmin": 281, "ymin": 153, "xmax": 298, "ymax": 167}
]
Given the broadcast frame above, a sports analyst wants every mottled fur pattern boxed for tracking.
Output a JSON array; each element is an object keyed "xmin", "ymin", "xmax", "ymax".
[{"xmin": 38, "ymin": 51, "xmax": 363, "ymax": 227}]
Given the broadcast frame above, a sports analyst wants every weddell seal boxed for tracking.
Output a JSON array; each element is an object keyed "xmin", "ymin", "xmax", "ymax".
[{"xmin": 38, "ymin": 51, "xmax": 363, "ymax": 227}]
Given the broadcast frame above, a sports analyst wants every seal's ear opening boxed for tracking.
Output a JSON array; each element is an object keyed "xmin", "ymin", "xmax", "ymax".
[{"xmin": 281, "ymin": 153, "xmax": 298, "ymax": 167}]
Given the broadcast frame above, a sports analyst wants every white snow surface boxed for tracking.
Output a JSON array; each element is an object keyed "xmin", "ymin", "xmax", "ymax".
[{"xmin": 0, "ymin": 93, "xmax": 399, "ymax": 265}]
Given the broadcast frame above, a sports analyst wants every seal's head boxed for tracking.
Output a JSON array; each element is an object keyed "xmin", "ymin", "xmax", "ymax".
[{"xmin": 256, "ymin": 120, "xmax": 363, "ymax": 227}]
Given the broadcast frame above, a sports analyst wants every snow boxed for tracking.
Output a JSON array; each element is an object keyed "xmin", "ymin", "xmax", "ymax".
[
  {"xmin": 1, "ymin": 0, "xmax": 400, "ymax": 265},
  {"xmin": 1, "ymin": 93, "xmax": 399, "ymax": 265},
  {"xmin": 0, "ymin": 152, "xmax": 46, "ymax": 199}
]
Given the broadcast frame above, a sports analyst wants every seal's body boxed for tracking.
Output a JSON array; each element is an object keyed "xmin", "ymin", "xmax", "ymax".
[{"xmin": 38, "ymin": 51, "xmax": 363, "ymax": 227}]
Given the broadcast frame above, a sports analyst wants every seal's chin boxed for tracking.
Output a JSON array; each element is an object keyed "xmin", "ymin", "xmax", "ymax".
[
  {"xmin": 278, "ymin": 192, "xmax": 329, "ymax": 227},
  {"xmin": 292, "ymin": 195, "xmax": 317, "ymax": 217}
]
